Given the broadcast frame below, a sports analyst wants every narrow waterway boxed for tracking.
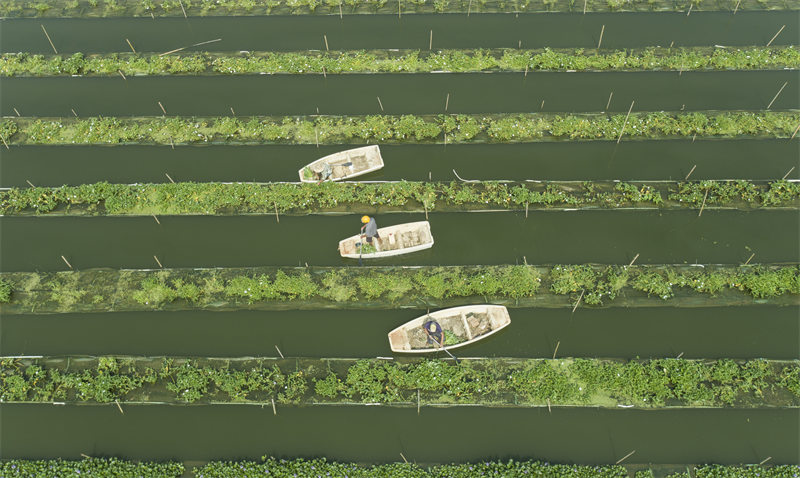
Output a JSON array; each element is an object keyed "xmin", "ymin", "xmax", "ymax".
[
  {"xmin": 1, "ymin": 210, "xmax": 797, "ymax": 272},
  {"xmin": 2, "ymin": 140, "xmax": 798, "ymax": 187},
  {"xmin": 2, "ymin": 306, "xmax": 797, "ymax": 359}
]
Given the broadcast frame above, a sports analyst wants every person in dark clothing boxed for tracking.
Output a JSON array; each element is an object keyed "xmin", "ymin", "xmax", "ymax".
[
  {"xmin": 423, "ymin": 319, "xmax": 444, "ymax": 347},
  {"xmin": 360, "ymin": 215, "xmax": 380, "ymax": 246}
]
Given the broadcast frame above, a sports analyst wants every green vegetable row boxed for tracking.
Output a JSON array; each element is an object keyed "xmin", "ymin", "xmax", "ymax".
[
  {"xmin": 2, "ymin": 0, "xmax": 789, "ymax": 18},
  {"xmin": 4, "ymin": 47, "xmax": 798, "ymax": 76},
  {"xmin": 2, "ymin": 180, "xmax": 797, "ymax": 216},
  {"xmin": 1, "ymin": 264, "xmax": 797, "ymax": 313},
  {"xmin": 2, "ymin": 459, "xmax": 794, "ymax": 478},
  {"xmin": 2, "ymin": 356, "xmax": 798, "ymax": 407},
  {"xmin": 2, "ymin": 111, "xmax": 798, "ymax": 145}
]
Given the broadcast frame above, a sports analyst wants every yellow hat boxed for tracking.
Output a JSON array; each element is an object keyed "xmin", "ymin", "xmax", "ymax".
[{"xmin": 361, "ymin": 216, "xmax": 370, "ymax": 224}]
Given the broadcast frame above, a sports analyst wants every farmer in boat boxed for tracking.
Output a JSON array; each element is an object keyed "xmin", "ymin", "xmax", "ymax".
[
  {"xmin": 316, "ymin": 162, "xmax": 333, "ymax": 184},
  {"xmin": 423, "ymin": 319, "xmax": 445, "ymax": 347},
  {"xmin": 360, "ymin": 215, "xmax": 380, "ymax": 248}
]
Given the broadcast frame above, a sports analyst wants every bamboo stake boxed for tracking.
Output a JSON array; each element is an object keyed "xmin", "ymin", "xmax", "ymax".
[
  {"xmin": 117, "ymin": 69, "xmax": 127, "ymax": 80},
  {"xmin": 583, "ymin": 0, "xmax": 587, "ymax": 14},
  {"xmin": 791, "ymin": 123, "xmax": 800, "ymax": 140},
  {"xmin": 324, "ymin": 34, "xmax": 329, "ymax": 51},
  {"xmin": 733, "ymin": 0, "xmax": 740, "ymax": 14},
  {"xmin": 81, "ymin": 454, "xmax": 91, "ymax": 459},
  {"xmin": 339, "ymin": 3, "xmax": 342, "ymax": 18},
  {"xmin": 445, "ymin": 93, "xmax": 450, "ymax": 111},
  {"xmin": 376, "ymin": 96, "xmax": 384, "ymax": 111},
  {"xmin": 766, "ymin": 25, "xmax": 785, "ymax": 46},
  {"xmin": 115, "ymin": 400, "xmax": 125, "ymax": 414},
  {"xmin": 126, "ymin": 38, "xmax": 136, "ymax": 52},
  {"xmin": 275, "ymin": 345, "xmax": 284, "ymax": 358},
  {"xmin": 628, "ymin": 253, "xmax": 640, "ymax": 267},
  {"xmin": 154, "ymin": 255, "xmax": 163, "ymax": 268},
  {"xmin": 274, "ymin": 202, "xmax": 280, "ymax": 223},
  {"xmin": 417, "ymin": 389, "xmax": 420, "ymax": 414},
  {"xmin": 525, "ymin": 202, "xmax": 529, "ymax": 218},
  {"xmin": 616, "ymin": 450, "xmax": 636, "ymax": 464},
  {"xmin": 686, "ymin": 3, "xmax": 692, "ymax": 15},
  {"xmin": 322, "ymin": 66, "xmax": 327, "ymax": 78},
  {"xmin": 13, "ymin": 107, "xmax": 20, "ymax": 116},
  {"xmin": 546, "ymin": 398, "xmax": 551, "ymax": 413},
  {"xmin": 759, "ymin": 457, "xmax": 772, "ymax": 465},
  {"xmin": 428, "ymin": 171, "xmax": 431, "ymax": 181},
  {"xmin": 26, "ymin": 180, "xmax": 36, "ymax": 188},
  {"xmin": 540, "ymin": 100, "xmax": 545, "ymax": 109},
  {"xmin": 676, "ymin": 352, "xmax": 684, "ymax": 358},
  {"xmin": 0, "ymin": 135, "xmax": 8, "ymax": 150},
  {"xmin": 165, "ymin": 173, "xmax": 175, "ymax": 183},
  {"xmin": 692, "ymin": 132, "xmax": 697, "ymax": 143},
  {"xmin": 400, "ymin": 453, "xmax": 409, "ymax": 463},
  {"xmin": 271, "ymin": 398, "xmax": 277, "ymax": 415},
  {"xmin": 398, "ymin": 0, "xmax": 401, "ymax": 18},
  {"xmin": 230, "ymin": 107, "xmax": 236, "ymax": 116},
  {"xmin": 159, "ymin": 38, "xmax": 221, "ymax": 56},
  {"xmin": 571, "ymin": 289, "xmax": 584, "ymax": 313},
  {"xmin": 766, "ymin": 81, "xmax": 788, "ymax": 109},
  {"xmin": 61, "ymin": 255, "xmax": 73, "ymax": 269},
  {"xmin": 744, "ymin": 253, "xmax": 755, "ymax": 265},
  {"xmin": 178, "ymin": 0, "xmax": 187, "ymax": 17},
  {"xmin": 782, "ymin": 166, "xmax": 795, "ymax": 179},
  {"xmin": 170, "ymin": 138, "xmax": 174, "ymax": 149},
  {"xmin": 467, "ymin": 0, "xmax": 472, "ymax": 15},
  {"xmin": 152, "ymin": 214, "xmax": 160, "ymax": 225},
  {"xmin": 685, "ymin": 164, "xmax": 697, "ymax": 180},
  {"xmin": 698, "ymin": 189, "xmax": 708, "ymax": 217},
  {"xmin": 605, "ymin": 91, "xmax": 613, "ymax": 110},
  {"xmin": 524, "ymin": 65, "xmax": 528, "ymax": 78},
  {"xmin": 616, "ymin": 100, "xmax": 634, "ymax": 144},
  {"xmin": 429, "ymin": 30, "xmax": 433, "ymax": 50},
  {"xmin": 158, "ymin": 101, "xmax": 167, "ymax": 115},
  {"xmin": 41, "ymin": 25, "xmax": 58, "ymax": 53},
  {"xmin": 552, "ymin": 341, "xmax": 560, "ymax": 359},
  {"xmin": 597, "ymin": 24, "xmax": 605, "ymax": 49}
]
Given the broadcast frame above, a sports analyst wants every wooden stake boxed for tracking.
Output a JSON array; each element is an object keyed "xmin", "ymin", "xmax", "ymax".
[
  {"xmin": 13, "ymin": 107, "xmax": 20, "ymax": 116},
  {"xmin": 766, "ymin": 25, "xmax": 785, "ymax": 47},
  {"xmin": 766, "ymin": 81, "xmax": 788, "ymax": 109},
  {"xmin": 759, "ymin": 456, "xmax": 772, "ymax": 465},
  {"xmin": 552, "ymin": 341, "xmax": 560, "ymax": 359},
  {"xmin": 152, "ymin": 214, "xmax": 161, "ymax": 225},
  {"xmin": 782, "ymin": 166, "xmax": 795, "ymax": 179},
  {"xmin": 158, "ymin": 101, "xmax": 167, "ymax": 115},
  {"xmin": 324, "ymin": 34, "xmax": 329, "ymax": 51},
  {"xmin": 676, "ymin": 352, "xmax": 684, "ymax": 359},
  {"xmin": 41, "ymin": 25, "xmax": 58, "ymax": 53},
  {"xmin": 271, "ymin": 398, "xmax": 277, "ymax": 415},
  {"xmin": 61, "ymin": 255, "xmax": 73, "ymax": 269},
  {"xmin": 685, "ymin": 164, "xmax": 697, "ymax": 180},
  {"xmin": 339, "ymin": 3, "xmax": 342, "ymax": 18},
  {"xmin": 686, "ymin": 3, "xmax": 692, "ymax": 15},
  {"xmin": 628, "ymin": 253, "xmax": 640, "ymax": 267},
  {"xmin": 377, "ymin": 96, "xmax": 384, "ymax": 111},
  {"xmin": 791, "ymin": 123, "xmax": 800, "ymax": 140},
  {"xmin": 126, "ymin": 38, "xmax": 136, "ymax": 52},
  {"xmin": 616, "ymin": 450, "xmax": 636, "ymax": 464},
  {"xmin": 692, "ymin": 132, "xmax": 697, "ymax": 143},
  {"xmin": 230, "ymin": 107, "xmax": 236, "ymax": 116},
  {"xmin": 165, "ymin": 173, "xmax": 175, "ymax": 183},
  {"xmin": 322, "ymin": 66, "xmax": 327, "ymax": 78},
  {"xmin": 540, "ymin": 100, "xmax": 545, "ymax": 109},
  {"xmin": 525, "ymin": 202, "xmax": 529, "ymax": 218},
  {"xmin": 546, "ymin": 398, "xmax": 551, "ymax": 413},
  {"xmin": 400, "ymin": 452, "xmax": 409, "ymax": 463},
  {"xmin": 524, "ymin": 65, "xmax": 528, "ymax": 78},
  {"xmin": 744, "ymin": 253, "xmax": 755, "ymax": 265},
  {"xmin": 275, "ymin": 345, "xmax": 284, "ymax": 358},
  {"xmin": 153, "ymin": 255, "xmax": 163, "ymax": 268},
  {"xmin": 582, "ymin": 0, "xmax": 587, "ymax": 14},
  {"xmin": 733, "ymin": 0, "xmax": 740, "ymax": 14},
  {"xmin": 274, "ymin": 202, "xmax": 280, "ymax": 223},
  {"xmin": 117, "ymin": 69, "xmax": 127, "ymax": 80},
  {"xmin": 178, "ymin": 0, "xmax": 187, "ymax": 17},
  {"xmin": 616, "ymin": 100, "xmax": 634, "ymax": 144},
  {"xmin": 115, "ymin": 400, "xmax": 124, "ymax": 414},
  {"xmin": 605, "ymin": 91, "xmax": 613, "ymax": 110},
  {"xmin": 71, "ymin": 108, "xmax": 78, "ymax": 117},
  {"xmin": 571, "ymin": 289, "xmax": 584, "ymax": 313},
  {"xmin": 398, "ymin": 0, "xmax": 401, "ymax": 17},
  {"xmin": 698, "ymin": 189, "xmax": 708, "ymax": 217},
  {"xmin": 597, "ymin": 25, "xmax": 605, "ymax": 49},
  {"xmin": 429, "ymin": 30, "xmax": 433, "ymax": 50},
  {"xmin": 445, "ymin": 93, "xmax": 449, "ymax": 111},
  {"xmin": 467, "ymin": 0, "xmax": 472, "ymax": 15},
  {"xmin": 26, "ymin": 180, "xmax": 36, "ymax": 188}
]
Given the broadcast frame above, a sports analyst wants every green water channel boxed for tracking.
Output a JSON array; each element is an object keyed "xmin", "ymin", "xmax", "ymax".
[
  {"xmin": 3, "ymin": 71, "xmax": 798, "ymax": 117},
  {"xmin": 2, "ymin": 13, "xmax": 798, "ymax": 54},
  {"xmin": 0, "ymin": 405, "xmax": 796, "ymax": 463},
  {"xmin": 2, "ymin": 140, "xmax": 798, "ymax": 187},
  {"xmin": 1, "ymin": 211, "xmax": 797, "ymax": 272},
  {"xmin": 2, "ymin": 306, "xmax": 798, "ymax": 359}
]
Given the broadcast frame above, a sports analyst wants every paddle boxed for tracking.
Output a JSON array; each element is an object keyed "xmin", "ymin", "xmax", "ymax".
[{"xmin": 424, "ymin": 314, "xmax": 460, "ymax": 365}]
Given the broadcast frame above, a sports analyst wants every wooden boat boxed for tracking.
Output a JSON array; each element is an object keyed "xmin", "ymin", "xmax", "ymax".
[
  {"xmin": 299, "ymin": 145, "xmax": 384, "ymax": 183},
  {"xmin": 338, "ymin": 221, "xmax": 433, "ymax": 259},
  {"xmin": 388, "ymin": 305, "xmax": 511, "ymax": 353}
]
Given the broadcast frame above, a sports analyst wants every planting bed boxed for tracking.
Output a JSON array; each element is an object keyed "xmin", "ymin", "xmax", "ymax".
[{"xmin": 1, "ymin": 2, "xmax": 798, "ymax": 474}]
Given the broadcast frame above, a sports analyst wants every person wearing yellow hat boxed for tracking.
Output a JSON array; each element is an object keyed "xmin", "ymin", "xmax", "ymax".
[{"xmin": 360, "ymin": 215, "xmax": 380, "ymax": 248}]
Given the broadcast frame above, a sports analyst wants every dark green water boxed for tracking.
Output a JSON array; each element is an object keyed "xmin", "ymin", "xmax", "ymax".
[
  {"xmin": 4, "ymin": 71, "xmax": 798, "ymax": 117},
  {"xmin": 2, "ymin": 12, "xmax": 798, "ymax": 54},
  {"xmin": 1, "ymin": 405, "xmax": 797, "ymax": 463},
  {"xmin": 1, "ymin": 210, "xmax": 797, "ymax": 272},
  {"xmin": 2, "ymin": 140, "xmax": 798, "ymax": 187},
  {"xmin": 2, "ymin": 306, "xmax": 798, "ymax": 359}
]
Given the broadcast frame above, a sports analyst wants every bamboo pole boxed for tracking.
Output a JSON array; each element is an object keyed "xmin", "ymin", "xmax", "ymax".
[
  {"xmin": 13, "ymin": 108, "xmax": 20, "ymax": 116},
  {"xmin": 126, "ymin": 38, "xmax": 136, "ymax": 52},
  {"xmin": 782, "ymin": 166, "xmax": 795, "ymax": 180},
  {"xmin": 605, "ymin": 91, "xmax": 613, "ymax": 110},
  {"xmin": 685, "ymin": 164, "xmax": 697, "ymax": 180},
  {"xmin": 154, "ymin": 255, "xmax": 163, "ymax": 268},
  {"xmin": 597, "ymin": 25, "xmax": 605, "ymax": 49},
  {"xmin": 26, "ymin": 180, "xmax": 36, "ymax": 188},
  {"xmin": 275, "ymin": 345, "xmax": 284, "ymax": 358},
  {"xmin": 525, "ymin": 202, "xmax": 529, "ymax": 218},
  {"xmin": 467, "ymin": 0, "xmax": 472, "ymax": 15},
  {"xmin": 115, "ymin": 400, "xmax": 125, "ymax": 414},
  {"xmin": 791, "ymin": 123, "xmax": 800, "ymax": 140},
  {"xmin": 159, "ymin": 38, "xmax": 221, "ymax": 56},
  {"xmin": 698, "ymin": 189, "xmax": 708, "ymax": 217},
  {"xmin": 417, "ymin": 389, "xmax": 420, "ymax": 414},
  {"xmin": 616, "ymin": 450, "xmax": 636, "ymax": 464},
  {"xmin": 429, "ymin": 30, "xmax": 433, "ymax": 50},
  {"xmin": 178, "ymin": 0, "xmax": 187, "ymax": 17},
  {"xmin": 524, "ymin": 64, "xmax": 528, "ymax": 78},
  {"xmin": 733, "ymin": 0, "xmax": 740, "ymax": 14},
  {"xmin": 628, "ymin": 253, "xmax": 640, "ymax": 267},
  {"xmin": 339, "ymin": 3, "xmax": 343, "ymax": 18},
  {"xmin": 744, "ymin": 253, "xmax": 755, "ymax": 265},
  {"xmin": 583, "ymin": 0, "xmax": 587, "ymax": 14},
  {"xmin": 571, "ymin": 290, "xmax": 584, "ymax": 313},
  {"xmin": 271, "ymin": 397, "xmax": 277, "ymax": 415},
  {"xmin": 400, "ymin": 453, "xmax": 409, "ymax": 463},
  {"xmin": 274, "ymin": 202, "xmax": 280, "ymax": 223},
  {"xmin": 676, "ymin": 352, "xmax": 684, "ymax": 358},
  {"xmin": 552, "ymin": 341, "xmax": 560, "ymax": 359},
  {"xmin": 117, "ymin": 69, "xmax": 127, "ymax": 80},
  {"xmin": 61, "ymin": 255, "xmax": 73, "ymax": 269},
  {"xmin": 81, "ymin": 454, "xmax": 91, "ymax": 459},
  {"xmin": 546, "ymin": 398, "xmax": 551, "ymax": 413},
  {"xmin": 445, "ymin": 93, "xmax": 450, "ymax": 111},
  {"xmin": 324, "ymin": 34, "xmax": 329, "ymax": 51},
  {"xmin": 766, "ymin": 81, "xmax": 788, "ymax": 109},
  {"xmin": 616, "ymin": 100, "xmax": 634, "ymax": 144},
  {"xmin": 165, "ymin": 173, "xmax": 175, "ymax": 183},
  {"xmin": 759, "ymin": 457, "xmax": 772, "ymax": 465},
  {"xmin": 158, "ymin": 101, "xmax": 167, "ymax": 115},
  {"xmin": 398, "ymin": 0, "xmax": 401, "ymax": 17},
  {"xmin": 41, "ymin": 25, "xmax": 58, "ymax": 53},
  {"xmin": 230, "ymin": 107, "xmax": 236, "ymax": 116},
  {"xmin": 540, "ymin": 100, "xmax": 545, "ymax": 109},
  {"xmin": 71, "ymin": 108, "xmax": 78, "ymax": 117},
  {"xmin": 0, "ymin": 135, "xmax": 8, "ymax": 150},
  {"xmin": 766, "ymin": 25, "xmax": 785, "ymax": 47},
  {"xmin": 152, "ymin": 214, "xmax": 160, "ymax": 225},
  {"xmin": 686, "ymin": 3, "xmax": 692, "ymax": 15},
  {"xmin": 377, "ymin": 96, "xmax": 384, "ymax": 111},
  {"xmin": 322, "ymin": 66, "xmax": 327, "ymax": 78}
]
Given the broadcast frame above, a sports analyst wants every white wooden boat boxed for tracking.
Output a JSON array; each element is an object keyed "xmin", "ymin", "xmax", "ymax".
[
  {"xmin": 299, "ymin": 145, "xmax": 384, "ymax": 183},
  {"xmin": 338, "ymin": 221, "xmax": 433, "ymax": 259},
  {"xmin": 388, "ymin": 305, "xmax": 511, "ymax": 353}
]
